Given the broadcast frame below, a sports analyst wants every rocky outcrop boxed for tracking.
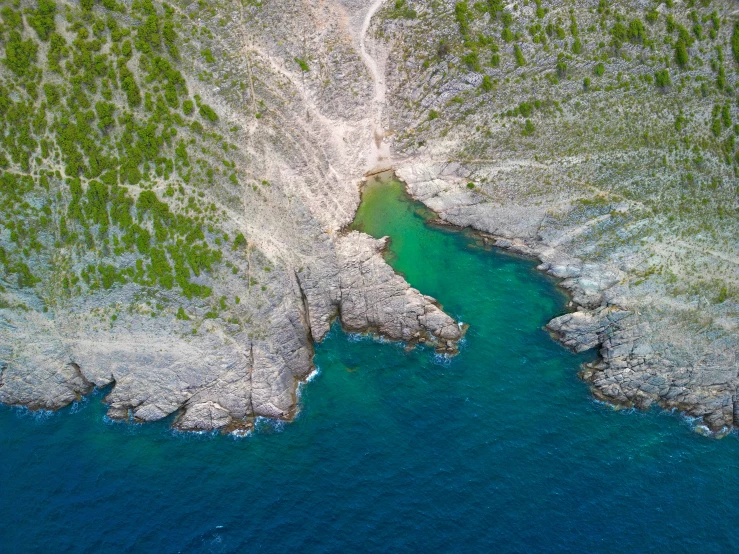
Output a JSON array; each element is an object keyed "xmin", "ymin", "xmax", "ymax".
[
  {"xmin": 336, "ymin": 231, "xmax": 462, "ymax": 352},
  {"xmin": 547, "ymin": 307, "xmax": 629, "ymax": 353},
  {"xmin": 0, "ymin": 226, "xmax": 463, "ymax": 432},
  {"xmin": 0, "ymin": 332, "xmax": 93, "ymax": 412}
]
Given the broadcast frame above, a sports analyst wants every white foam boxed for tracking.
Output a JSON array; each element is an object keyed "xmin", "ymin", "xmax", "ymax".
[
  {"xmin": 304, "ymin": 366, "xmax": 321, "ymax": 383},
  {"xmin": 12, "ymin": 405, "xmax": 55, "ymax": 422},
  {"xmin": 432, "ymin": 352, "xmax": 453, "ymax": 366},
  {"xmin": 69, "ymin": 397, "xmax": 89, "ymax": 414},
  {"xmin": 229, "ymin": 428, "xmax": 252, "ymax": 439},
  {"xmin": 254, "ymin": 416, "xmax": 286, "ymax": 433}
]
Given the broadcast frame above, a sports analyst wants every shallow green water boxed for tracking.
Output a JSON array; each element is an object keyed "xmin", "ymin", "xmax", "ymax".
[{"xmin": 1, "ymin": 177, "xmax": 738, "ymax": 552}]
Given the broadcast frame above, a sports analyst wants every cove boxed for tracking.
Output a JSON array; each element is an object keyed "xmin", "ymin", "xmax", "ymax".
[{"xmin": 1, "ymin": 177, "xmax": 738, "ymax": 552}]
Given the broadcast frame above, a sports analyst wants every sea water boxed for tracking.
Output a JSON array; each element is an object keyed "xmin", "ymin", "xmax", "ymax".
[{"xmin": 1, "ymin": 178, "xmax": 737, "ymax": 552}]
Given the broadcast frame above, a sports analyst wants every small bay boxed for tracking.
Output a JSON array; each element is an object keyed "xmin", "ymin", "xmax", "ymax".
[{"xmin": 1, "ymin": 177, "xmax": 737, "ymax": 552}]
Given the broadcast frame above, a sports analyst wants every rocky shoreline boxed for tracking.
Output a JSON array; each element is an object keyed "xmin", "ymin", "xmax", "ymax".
[
  {"xmin": 396, "ymin": 164, "xmax": 738, "ymax": 436},
  {"xmin": 1, "ymin": 0, "xmax": 737, "ymax": 439},
  {"xmin": 0, "ymin": 226, "xmax": 465, "ymax": 432},
  {"xmin": 0, "ymin": 0, "xmax": 467, "ymax": 433}
]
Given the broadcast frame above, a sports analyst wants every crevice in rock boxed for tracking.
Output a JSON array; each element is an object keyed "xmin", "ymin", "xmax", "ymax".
[
  {"xmin": 247, "ymin": 344, "xmax": 255, "ymax": 418},
  {"xmin": 293, "ymin": 269, "xmax": 315, "ymax": 345},
  {"xmin": 68, "ymin": 362, "xmax": 94, "ymax": 397}
]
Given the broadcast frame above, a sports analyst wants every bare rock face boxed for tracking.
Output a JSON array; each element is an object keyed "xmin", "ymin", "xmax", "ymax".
[
  {"xmin": 0, "ymin": 234, "xmax": 462, "ymax": 432},
  {"xmin": 174, "ymin": 401, "xmax": 235, "ymax": 432},
  {"xmin": 335, "ymin": 232, "xmax": 462, "ymax": 352},
  {"xmin": 0, "ymin": 354, "xmax": 93, "ymax": 412},
  {"xmin": 547, "ymin": 308, "xmax": 626, "ymax": 353},
  {"xmin": 0, "ymin": 311, "xmax": 92, "ymax": 411}
]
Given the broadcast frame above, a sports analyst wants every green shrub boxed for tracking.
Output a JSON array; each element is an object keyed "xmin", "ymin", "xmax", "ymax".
[
  {"xmin": 610, "ymin": 22, "xmax": 627, "ymax": 48},
  {"xmin": 711, "ymin": 118, "xmax": 722, "ymax": 137},
  {"xmin": 556, "ymin": 59, "xmax": 567, "ymax": 77},
  {"xmin": 674, "ymin": 112, "xmax": 686, "ymax": 132},
  {"xmin": 120, "ymin": 65, "xmax": 142, "ymax": 107},
  {"xmin": 654, "ymin": 68, "xmax": 671, "ymax": 88},
  {"xmin": 4, "ymin": 31, "xmax": 38, "ymax": 77},
  {"xmin": 514, "ymin": 44, "xmax": 525, "ymax": 66},
  {"xmin": 135, "ymin": 14, "xmax": 161, "ymax": 54},
  {"xmin": 44, "ymin": 84, "xmax": 61, "ymax": 106},
  {"xmin": 162, "ymin": 20, "xmax": 179, "ymax": 58},
  {"xmin": 28, "ymin": 0, "xmax": 57, "ymax": 41},
  {"xmin": 47, "ymin": 32, "xmax": 67, "ymax": 72},
  {"xmin": 462, "ymin": 50, "xmax": 480, "ymax": 71},
  {"xmin": 675, "ymin": 39, "xmax": 689, "ymax": 67},
  {"xmin": 199, "ymin": 104, "xmax": 218, "ymax": 122},
  {"xmin": 666, "ymin": 14, "xmax": 676, "ymax": 33},
  {"xmin": 232, "ymin": 233, "xmax": 246, "ymax": 250},
  {"xmin": 294, "ymin": 57, "xmax": 309, "ymax": 71},
  {"xmin": 716, "ymin": 66, "xmax": 726, "ymax": 90},
  {"xmin": 389, "ymin": 0, "xmax": 417, "ymax": 19},
  {"xmin": 99, "ymin": 264, "xmax": 123, "ymax": 289},
  {"xmin": 95, "ymin": 101, "xmax": 116, "ymax": 129},
  {"xmin": 717, "ymin": 287, "xmax": 728, "ymax": 303},
  {"xmin": 627, "ymin": 19, "xmax": 646, "ymax": 44},
  {"xmin": 0, "ymin": 7, "xmax": 22, "ymax": 29},
  {"xmin": 454, "ymin": 1, "xmax": 469, "ymax": 37},
  {"xmin": 721, "ymin": 104, "xmax": 731, "ymax": 128}
]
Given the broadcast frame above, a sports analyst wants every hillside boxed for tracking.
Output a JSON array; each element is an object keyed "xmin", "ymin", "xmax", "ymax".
[
  {"xmin": 0, "ymin": 0, "xmax": 460, "ymax": 431},
  {"xmin": 0, "ymin": 0, "xmax": 737, "ymax": 434}
]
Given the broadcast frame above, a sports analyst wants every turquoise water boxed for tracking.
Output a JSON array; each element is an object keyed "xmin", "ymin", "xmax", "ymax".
[{"xmin": 1, "ymin": 178, "xmax": 738, "ymax": 552}]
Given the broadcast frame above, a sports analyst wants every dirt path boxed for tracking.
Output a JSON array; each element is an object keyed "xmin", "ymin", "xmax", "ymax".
[{"xmin": 358, "ymin": 0, "xmax": 389, "ymax": 163}]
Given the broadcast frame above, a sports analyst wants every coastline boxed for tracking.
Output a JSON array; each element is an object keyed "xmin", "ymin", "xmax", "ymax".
[{"xmin": 384, "ymin": 165, "xmax": 737, "ymax": 437}]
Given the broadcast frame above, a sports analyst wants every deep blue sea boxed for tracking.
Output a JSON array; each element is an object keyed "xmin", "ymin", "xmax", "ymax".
[{"xmin": 1, "ymin": 179, "xmax": 738, "ymax": 553}]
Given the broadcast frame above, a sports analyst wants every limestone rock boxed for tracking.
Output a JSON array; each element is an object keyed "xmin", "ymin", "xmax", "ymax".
[{"xmin": 335, "ymin": 231, "xmax": 462, "ymax": 351}]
